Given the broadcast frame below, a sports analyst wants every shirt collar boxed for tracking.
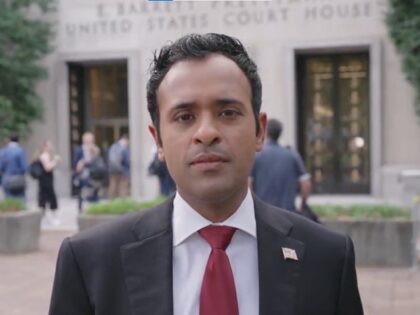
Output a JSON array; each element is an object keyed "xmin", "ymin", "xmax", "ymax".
[{"xmin": 172, "ymin": 189, "xmax": 256, "ymax": 246}]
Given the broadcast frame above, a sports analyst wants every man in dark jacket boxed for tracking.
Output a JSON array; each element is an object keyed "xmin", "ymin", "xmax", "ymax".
[{"xmin": 49, "ymin": 33, "xmax": 363, "ymax": 315}]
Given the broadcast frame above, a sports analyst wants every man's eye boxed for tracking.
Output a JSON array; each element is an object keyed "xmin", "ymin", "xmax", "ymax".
[
  {"xmin": 221, "ymin": 109, "xmax": 241, "ymax": 118},
  {"xmin": 175, "ymin": 113, "xmax": 194, "ymax": 122}
]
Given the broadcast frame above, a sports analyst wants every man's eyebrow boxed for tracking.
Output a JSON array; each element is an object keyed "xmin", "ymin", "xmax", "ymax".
[
  {"xmin": 168, "ymin": 102, "xmax": 196, "ymax": 114},
  {"xmin": 215, "ymin": 98, "xmax": 245, "ymax": 107},
  {"xmin": 168, "ymin": 98, "xmax": 245, "ymax": 114}
]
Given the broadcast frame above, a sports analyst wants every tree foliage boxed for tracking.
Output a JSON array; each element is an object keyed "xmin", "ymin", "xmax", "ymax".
[
  {"xmin": 0, "ymin": 0, "xmax": 54, "ymax": 139},
  {"xmin": 386, "ymin": 0, "xmax": 420, "ymax": 122}
]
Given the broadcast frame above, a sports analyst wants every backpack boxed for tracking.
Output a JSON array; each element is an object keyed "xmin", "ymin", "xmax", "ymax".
[
  {"xmin": 108, "ymin": 143, "xmax": 124, "ymax": 174},
  {"xmin": 87, "ymin": 156, "xmax": 108, "ymax": 181},
  {"xmin": 148, "ymin": 152, "xmax": 166, "ymax": 177},
  {"xmin": 29, "ymin": 160, "xmax": 43, "ymax": 179}
]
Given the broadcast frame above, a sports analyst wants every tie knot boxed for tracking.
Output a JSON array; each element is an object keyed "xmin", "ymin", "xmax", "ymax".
[{"xmin": 199, "ymin": 225, "xmax": 237, "ymax": 250}]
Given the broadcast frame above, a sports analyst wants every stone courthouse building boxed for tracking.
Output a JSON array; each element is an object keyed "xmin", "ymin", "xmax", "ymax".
[{"xmin": 27, "ymin": 0, "xmax": 420, "ymax": 202}]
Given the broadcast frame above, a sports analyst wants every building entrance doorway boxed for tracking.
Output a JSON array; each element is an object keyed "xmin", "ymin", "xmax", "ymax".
[
  {"xmin": 297, "ymin": 53, "xmax": 370, "ymax": 194},
  {"xmin": 68, "ymin": 61, "xmax": 129, "ymax": 193}
]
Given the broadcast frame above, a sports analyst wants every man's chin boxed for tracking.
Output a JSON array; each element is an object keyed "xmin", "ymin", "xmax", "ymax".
[
  {"xmin": 189, "ymin": 182, "xmax": 243, "ymax": 204},
  {"xmin": 200, "ymin": 190, "xmax": 231, "ymax": 203},
  {"xmin": 177, "ymin": 178, "xmax": 222, "ymax": 197}
]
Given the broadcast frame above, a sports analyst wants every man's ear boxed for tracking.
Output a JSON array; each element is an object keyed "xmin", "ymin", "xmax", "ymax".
[
  {"xmin": 148, "ymin": 124, "xmax": 165, "ymax": 161},
  {"xmin": 256, "ymin": 112, "xmax": 267, "ymax": 152}
]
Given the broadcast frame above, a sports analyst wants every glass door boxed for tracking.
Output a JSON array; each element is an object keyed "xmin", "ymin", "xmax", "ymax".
[
  {"xmin": 68, "ymin": 61, "xmax": 129, "ymax": 193},
  {"xmin": 86, "ymin": 63, "xmax": 129, "ymax": 152},
  {"xmin": 297, "ymin": 53, "xmax": 370, "ymax": 194}
]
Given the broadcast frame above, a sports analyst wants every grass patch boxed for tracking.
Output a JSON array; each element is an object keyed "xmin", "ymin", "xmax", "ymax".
[
  {"xmin": 312, "ymin": 204, "xmax": 410, "ymax": 219},
  {"xmin": 86, "ymin": 196, "xmax": 166, "ymax": 215},
  {"xmin": 0, "ymin": 198, "xmax": 25, "ymax": 213}
]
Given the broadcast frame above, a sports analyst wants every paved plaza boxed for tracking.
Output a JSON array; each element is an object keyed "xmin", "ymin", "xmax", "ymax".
[{"xmin": 1, "ymin": 198, "xmax": 419, "ymax": 315}]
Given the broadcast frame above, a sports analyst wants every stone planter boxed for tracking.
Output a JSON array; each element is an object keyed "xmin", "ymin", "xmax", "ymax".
[
  {"xmin": 78, "ymin": 214, "xmax": 416, "ymax": 266},
  {"xmin": 322, "ymin": 219, "xmax": 415, "ymax": 267},
  {"xmin": 0, "ymin": 210, "xmax": 42, "ymax": 254},
  {"xmin": 78, "ymin": 213, "xmax": 118, "ymax": 231}
]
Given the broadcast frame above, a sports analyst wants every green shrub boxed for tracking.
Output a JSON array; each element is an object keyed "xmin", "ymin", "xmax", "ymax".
[
  {"xmin": 0, "ymin": 199, "xmax": 26, "ymax": 213},
  {"xmin": 86, "ymin": 196, "xmax": 166, "ymax": 215},
  {"xmin": 312, "ymin": 204, "xmax": 410, "ymax": 219}
]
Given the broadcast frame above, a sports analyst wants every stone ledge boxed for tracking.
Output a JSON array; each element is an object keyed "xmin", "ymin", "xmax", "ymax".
[
  {"xmin": 322, "ymin": 219, "xmax": 415, "ymax": 267},
  {"xmin": 0, "ymin": 211, "xmax": 42, "ymax": 254}
]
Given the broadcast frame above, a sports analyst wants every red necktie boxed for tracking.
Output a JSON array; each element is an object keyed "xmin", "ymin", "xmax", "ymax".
[{"xmin": 199, "ymin": 225, "xmax": 239, "ymax": 315}]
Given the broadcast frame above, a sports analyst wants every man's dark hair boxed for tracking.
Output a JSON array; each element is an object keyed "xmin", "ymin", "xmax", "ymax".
[
  {"xmin": 267, "ymin": 119, "xmax": 283, "ymax": 142},
  {"xmin": 146, "ymin": 33, "xmax": 262, "ymax": 139},
  {"xmin": 9, "ymin": 134, "xmax": 19, "ymax": 142}
]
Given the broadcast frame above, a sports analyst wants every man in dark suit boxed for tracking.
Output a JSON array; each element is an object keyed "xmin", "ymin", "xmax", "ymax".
[{"xmin": 49, "ymin": 33, "xmax": 363, "ymax": 315}]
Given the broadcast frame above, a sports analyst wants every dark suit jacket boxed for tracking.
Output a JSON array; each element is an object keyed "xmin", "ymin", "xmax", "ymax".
[{"xmin": 49, "ymin": 196, "xmax": 363, "ymax": 315}]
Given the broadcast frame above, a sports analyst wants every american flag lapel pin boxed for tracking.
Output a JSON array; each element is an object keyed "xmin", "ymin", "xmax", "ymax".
[{"xmin": 282, "ymin": 247, "xmax": 298, "ymax": 261}]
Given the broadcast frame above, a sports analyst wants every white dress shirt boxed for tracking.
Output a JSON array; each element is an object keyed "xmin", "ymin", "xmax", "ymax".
[{"xmin": 172, "ymin": 190, "xmax": 259, "ymax": 315}]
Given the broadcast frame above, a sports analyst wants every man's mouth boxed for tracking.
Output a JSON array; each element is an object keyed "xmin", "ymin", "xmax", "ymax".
[{"xmin": 190, "ymin": 153, "xmax": 229, "ymax": 165}]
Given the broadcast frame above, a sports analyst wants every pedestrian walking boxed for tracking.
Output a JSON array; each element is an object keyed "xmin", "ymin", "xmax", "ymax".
[
  {"xmin": 107, "ymin": 134, "xmax": 130, "ymax": 199},
  {"xmin": 0, "ymin": 134, "xmax": 28, "ymax": 199},
  {"xmin": 73, "ymin": 132, "xmax": 106, "ymax": 209},
  {"xmin": 250, "ymin": 118, "xmax": 312, "ymax": 212},
  {"xmin": 36, "ymin": 141, "xmax": 60, "ymax": 226},
  {"xmin": 148, "ymin": 150, "xmax": 176, "ymax": 197},
  {"xmin": 0, "ymin": 139, "xmax": 5, "ymax": 199}
]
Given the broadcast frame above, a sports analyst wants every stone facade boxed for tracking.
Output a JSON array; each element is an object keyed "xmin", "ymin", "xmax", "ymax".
[{"xmin": 24, "ymin": 0, "xmax": 420, "ymax": 203}]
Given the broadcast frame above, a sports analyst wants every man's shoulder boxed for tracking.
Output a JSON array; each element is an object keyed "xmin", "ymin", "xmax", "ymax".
[
  {"xmin": 259, "ymin": 143, "xmax": 294, "ymax": 157},
  {"xmin": 2, "ymin": 144, "xmax": 13, "ymax": 153},
  {"xmin": 2, "ymin": 144, "xmax": 23, "ymax": 156},
  {"xmin": 109, "ymin": 142, "xmax": 119, "ymax": 150},
  {"xmin": 286, "ymin": 209, "xmax": 345, "ymax": 243},
  {"xmin": 68, "ymin": 199, "xmax": 173, "ymax": 253},
  {"xmin": 256, "ymin": 199, "xmax": 347, "ymax": 249},
  {"xmin": 255, "ymin": 144, "xmax": 281, "ymax": 161}
]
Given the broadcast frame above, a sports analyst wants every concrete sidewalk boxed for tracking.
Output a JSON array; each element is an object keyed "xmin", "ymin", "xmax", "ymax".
[{"xmin": 26, "ymin": 197, "xmax": 79, "ymax": 231}]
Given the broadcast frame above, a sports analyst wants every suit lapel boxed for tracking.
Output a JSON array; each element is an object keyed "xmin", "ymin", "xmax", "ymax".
[
  {"xmin": 119, "ymin": 195, "xmax": 305, "ymax": 315},
  {"xmin": 120, "ymin": 199, "xmax": 174, "ymax": 315},
  {"xmin": 254, "ymin": 196, "xmax": 305, "ymax": 315}
]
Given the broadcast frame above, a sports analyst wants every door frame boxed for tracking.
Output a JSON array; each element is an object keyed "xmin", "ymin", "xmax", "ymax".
[
  {"xmin": 68, "ymin": 60, "xmax": 129, "ymax": 156},
  {"xmin": 284, "ymin": 38, "xmax": 382, "ymax": 197},
  {"xmin": 55, "ymin": 50, "xmax": 145, "ymax": 199}
]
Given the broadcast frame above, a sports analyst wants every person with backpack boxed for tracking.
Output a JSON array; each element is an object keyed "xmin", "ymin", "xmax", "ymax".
[
  {"xmin": 107, "ymin": 134, "xmax": 130, "ymax": 199},
  {"xmin": 0, "ymin": 134, "xmax": 28, "ymax": 199},
  {"xmin": 73, "ymin": 132, "xmax": 104, "ymax": 209},
  {"xmin": 36, "ymin": 141, "xmax": 60, "ymax": 226},
  {"xmin": 0, "ymin": 140, "xmax": 5, "ymax": 198},
  {"xmin": 148, "ymin": 150, "xmax": 175, "ymax": 197}
]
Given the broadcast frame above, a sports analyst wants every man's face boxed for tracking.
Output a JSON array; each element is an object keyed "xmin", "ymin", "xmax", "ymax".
[
  {"xmin": 149, "ymin": 54, "xmax": 266, "ymax": 205},
  {"xmin": 45, "ymin": 141, "xmax": 52, "ymax": 151},
  {"xmin": 83, "ymin": 133, "xmax": 94, "ymax": 146}
]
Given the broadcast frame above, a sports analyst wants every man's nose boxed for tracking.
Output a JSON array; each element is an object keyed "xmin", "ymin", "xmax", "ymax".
[{"xmin": 193, "ymin": 116, "xmax": 221, "ymax": 146}]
